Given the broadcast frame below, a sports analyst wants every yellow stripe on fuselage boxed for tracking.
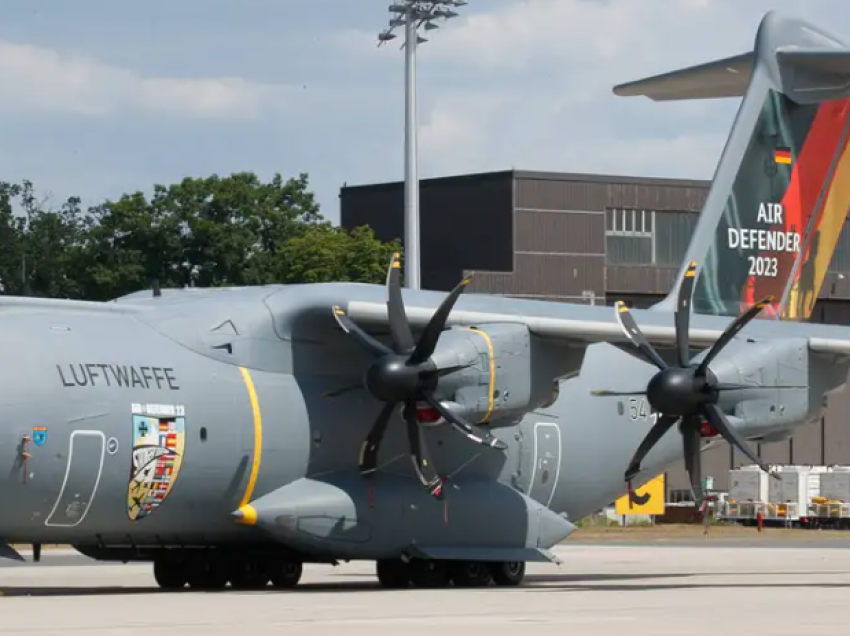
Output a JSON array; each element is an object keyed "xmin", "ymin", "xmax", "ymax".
[{"xmin": 238, "ymin": 366, "xmax": 263, "ymax": 520}]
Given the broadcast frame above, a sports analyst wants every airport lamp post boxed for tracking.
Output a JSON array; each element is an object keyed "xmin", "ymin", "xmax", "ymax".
[{"xmin": 378, "ymin": 0, "xmax": 467, "ymax": 290}]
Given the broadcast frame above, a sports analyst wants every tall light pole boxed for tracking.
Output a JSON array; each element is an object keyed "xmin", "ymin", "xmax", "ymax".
[{"xmin": 378, "ymin": 1, "xmax": 466, "ymax": 290}]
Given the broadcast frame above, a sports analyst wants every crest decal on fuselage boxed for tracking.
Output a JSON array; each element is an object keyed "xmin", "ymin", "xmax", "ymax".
[{"xmin": 127, "ymin": 403, "xmax": 186, "ymax": 521}]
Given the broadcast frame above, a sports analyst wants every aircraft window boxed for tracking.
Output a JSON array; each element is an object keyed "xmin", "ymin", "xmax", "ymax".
[
  {"xmin": 617, "ymin": 401, "xmax": 624, "ymax": 416},
  {"xmin": 200, "ymin": 427, "xmax": 208, "ymax": 442}
]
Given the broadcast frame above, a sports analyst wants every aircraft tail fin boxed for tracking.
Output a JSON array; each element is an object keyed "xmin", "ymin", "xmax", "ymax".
[{"xmin": 616, "ymin": 11, "xmax": 850, "ymax": 321}]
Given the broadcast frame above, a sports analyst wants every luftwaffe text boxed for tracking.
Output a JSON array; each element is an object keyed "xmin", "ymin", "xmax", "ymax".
[
  {"xmin": 727, "ymin": 202, "xmax": 801, "ymax": 278},
  {"xmin": 57, "ymin": 364, "xmax": 180, "ymax": 390}
]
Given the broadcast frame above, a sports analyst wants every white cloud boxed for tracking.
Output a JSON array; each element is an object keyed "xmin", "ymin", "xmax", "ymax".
[
  {"xmin": 427, "ymin": 0, "xmax": 783, "ymax": 75},
  {"xmin": 0, "ymin": 0, "xmax": 840, "ymax": 222},
  {"xmin": 0, "ymin": 40, "xmax": 296, "ymax": 119},
  {"xmin": 385, "ymin": 0, "xmax": 826, "ymax": 182}
]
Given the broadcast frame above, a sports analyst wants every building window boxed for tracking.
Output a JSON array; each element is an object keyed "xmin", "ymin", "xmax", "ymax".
[
  {"xmin": 605, "ymin": 208, "xmax": 654, "ymax": 265},
  {"xmin": 605, "ymin": 207, "xmax": 700, "ymax": 267},
  {"xmin": 654, "ymin": 211, "xmax": 699, "ymax": 266}
]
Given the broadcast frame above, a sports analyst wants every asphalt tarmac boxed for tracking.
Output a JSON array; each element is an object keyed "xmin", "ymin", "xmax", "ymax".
[{"xmin": 1, "ymin": 543, "xmax": 849, "ymax": 634}]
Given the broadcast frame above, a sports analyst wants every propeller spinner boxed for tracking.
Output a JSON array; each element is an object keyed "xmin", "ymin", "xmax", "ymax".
[
  {"xmin": 592, "ymin": 261, "xmax": 792, "ymax": 503},
  {"xmin": 330, "ymin": 253, "xmax": 507, "ymax": 499}
]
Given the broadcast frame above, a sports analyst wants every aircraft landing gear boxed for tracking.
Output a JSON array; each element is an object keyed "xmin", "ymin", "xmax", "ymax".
[
  {"xmin": 374, "ymin": 558, "xmax": 526, "ymax": 589},
  {"xmin": 489, "ymin": 561, "xmax": 526, "ymax": 586},
  {"xmin": 268, "ymin": 560, "xmax": 303, "ymax": 588},
  {"xmin": 408, "ymin": 559, "xmax": 451, "ymax": 588},
  {"xmin": 151, "ymin": 553, "xmax": 303, "ymax": 591},
  {"xmin": 450, "ymin": 560, "xmax": 493, "ymax": 587},
  {"xmin": 153, "ymin": 556, "xmax": 187, "ymax": 589},
  {"xmin": 376, "ymin": 559, "xmax": 410, "ymax": 588},
  {"xmin": 229, "ymin": 560, "xmax": 270, "ymax": 590},
  {"xmin": 186, "ymin": 559, "xmax": 229, "ymax": 590}
]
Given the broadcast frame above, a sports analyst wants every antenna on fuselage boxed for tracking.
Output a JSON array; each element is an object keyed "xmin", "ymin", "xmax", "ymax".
[{"xmin": 152, "ymin": 279, "xmax": 161, "ymax": 298}]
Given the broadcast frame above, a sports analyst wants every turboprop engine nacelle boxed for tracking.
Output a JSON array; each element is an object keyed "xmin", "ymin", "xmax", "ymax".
[
  {"xmin": 707, "ymin": 336, "xmax": 812, "ymax": 436},
  {"xmin": 427, "ymin": 323, "xmax": 551, "ymax": 428}
]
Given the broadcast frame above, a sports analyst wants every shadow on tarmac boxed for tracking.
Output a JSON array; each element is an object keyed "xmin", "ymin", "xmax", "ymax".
[{"xmin": 3, "ymin": 569, "xmax": 850, "ymax": 597}]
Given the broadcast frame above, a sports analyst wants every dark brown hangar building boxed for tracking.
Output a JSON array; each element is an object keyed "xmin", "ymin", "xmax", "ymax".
[{"xmin": 339, "ymin": 169, "xmax": 850, "ymax": 500}]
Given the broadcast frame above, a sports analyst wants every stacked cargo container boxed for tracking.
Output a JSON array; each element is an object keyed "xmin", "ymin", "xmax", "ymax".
[{"xmin": 717, "ymin": 464, "xmax": 850, "ymax": 527}]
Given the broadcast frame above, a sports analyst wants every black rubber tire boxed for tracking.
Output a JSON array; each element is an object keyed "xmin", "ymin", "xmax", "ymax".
[
  {"xmin": 450, "ymin": 561, "xmax": 493, "ymax": 587},
  {"xmin": 153, "ymin": 557, "xmax": 186, "ymax": 590},
  {"xmin": 229, "ymin": 560, "xmax": 270, "ymax": 589},
  {"xmin": 488, "ymin": 561, "xmax": 526, "ymax": 586},
  {"xmin": 269, "ymin": 560, "xmax": 303, "ymax": 588},
  {"xmin": 376, "ymin": 559, "xmax": 410, "ymax": 589},
  {"xmin": 185, "ymin": 558, "xmax": 229, "ymax": 590},
  {"xmin": 408, "ymin": 559, "xmax": 451, "ymax": 588}
]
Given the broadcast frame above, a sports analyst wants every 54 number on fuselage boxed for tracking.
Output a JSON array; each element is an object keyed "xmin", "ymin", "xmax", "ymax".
[{"xmin": 627, "ymin": 397, "xmax": 660, "ymax": 424}]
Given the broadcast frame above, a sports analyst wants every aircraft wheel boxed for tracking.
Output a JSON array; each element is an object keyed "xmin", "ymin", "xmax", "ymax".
[
  {"xmin": 269, "ymin": 560, "xmax": 303, "ymax": 588},
  {"xmin": 186, "ymin": 558, "xmax": 229, "ymax": 590},
  {"xmin": 488, "ymin": 561, "xmax": 526, "ymax": 586},
  {"xmin": 229, "ymin": 560, "xmax": 270, "ymax": 590},
  {"xmin": 407, "ymin": 559, "xmax": 451, "ymax": 588},
  {"xmin": 450, "ymin": 561, "xmax": 492, "ymax": 587},
  {"xmin": 153, "ymin": 557, "xmax": 186, "ymax": 590},
  {"xmin": 375, "ymin": 559, "xmax": 410, "ymax": 589}
]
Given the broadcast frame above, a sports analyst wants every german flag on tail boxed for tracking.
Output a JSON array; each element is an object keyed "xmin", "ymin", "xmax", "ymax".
[{"xmin": 773, "ymin": 147, "xmax": 792, "ymax": 164}]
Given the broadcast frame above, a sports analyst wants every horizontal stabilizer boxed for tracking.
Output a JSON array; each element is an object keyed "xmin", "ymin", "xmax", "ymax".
[
  {"xmin": 612, "ymin": 52, "xmax": 753, "ymax": 101},
  {"xmin": 407, "ymin": 545, "xmax": 564, "ymax": 565},
  {"xmin": 777, "ymin": 49, "xmax": 850, "ymax": 74},
  {"xmin": 614, "ymin": 46, "xmax": 850, "ymax": 103}
]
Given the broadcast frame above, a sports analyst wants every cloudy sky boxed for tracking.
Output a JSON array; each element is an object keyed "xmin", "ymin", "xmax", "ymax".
[{"xmin": 0, "ymin": 0, "xmax": 837, "ymax": 223}]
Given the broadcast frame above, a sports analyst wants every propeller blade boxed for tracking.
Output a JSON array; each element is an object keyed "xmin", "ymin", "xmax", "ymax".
[
  {"xmin": 420, "ymin": 392, "xmax": 508, "ymax": 450},
  {"xmin": 696, "ymin": 295, "xmax": 776, "ymax": 378},
  {"xmin": 714, "ymin": 383, "xmax": 808, "ymax": 392},
  {"xmin": 436, "ymin": 361, "xmax": 477, "ymax": 376},
  {"xmin": 332, "ymin": 305, "xmax": 393, "ymax": 358},
  {"xmin": 674, "ymin": 261, "xmax": 697, "ymax": 367},
  {"xmin": 590, "ymin": 389, "xmax": 647, "ymax": 397},
  {"xmin": 624, "ymin": 414, "xmax": 680, "ymax": 482},
  {"xmin": 358, "ymin": 402, "xmax": 396, "ymax": 476},
  {"xmin": 702, "ymin": 403, "xmax": 776, "ymax": 478},
  {"xmin": 403, "ymin": 402, "xmax": 444, "ymax": 496},
  {"xmin": 386, "ymin": 253, "xmax": 415, "ymax": 354},
  {"xmin": 614, "ymin": 301, "xmax": 668, "ymax": 371},
  {"xmin": 321, "ymin": 383, "xmax": 363, "ymax": 399},
  {"xmin": 681, "ymin": 417, "xmax": 704, "ymax": 503},
  {"xmin": 407, "ymin": 274, "xmax": 473, "ymax": 365}
]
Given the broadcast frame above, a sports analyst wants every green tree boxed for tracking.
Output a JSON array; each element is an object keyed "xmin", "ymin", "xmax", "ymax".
[
  {"xmin": 77, "ymin": 171, "xmax": 399, "ymax": 300},
  {"xmin": 0, "ymin": 180, "xmax": 88, "ymax": 298},
  {"xmin": 280, "ymin": 223, "xmax": 401, "ymax": 284}
]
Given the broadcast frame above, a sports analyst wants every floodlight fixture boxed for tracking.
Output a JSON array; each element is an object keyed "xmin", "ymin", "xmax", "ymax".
[{"xmin": 376, "ymin": 0, "xmax": 466, "ymax": 290}]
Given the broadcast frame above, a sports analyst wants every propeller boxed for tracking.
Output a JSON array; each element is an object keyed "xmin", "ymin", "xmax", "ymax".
[
  {"xmin": 591, "ymin": 260, "xmax": 796, "ymax": 503},
  {"xmin": 330, "ymin": 252, "xmax": 507, "ymax": 499}
]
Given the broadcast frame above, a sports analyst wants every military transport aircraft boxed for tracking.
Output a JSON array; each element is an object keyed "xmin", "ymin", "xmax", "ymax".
[{"xmin": 2, "ymin": 10, "xmax": 850, "ymax": 592}]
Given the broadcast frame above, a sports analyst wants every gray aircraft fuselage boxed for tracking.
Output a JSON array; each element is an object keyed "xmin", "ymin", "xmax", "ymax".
[
  {"xmin": 0, "ymin": 281, "xmax": 841, "ymax": 563},
  {"xmin": 5, "ymin": 10, "xmax": 850, "ymax": 577}
]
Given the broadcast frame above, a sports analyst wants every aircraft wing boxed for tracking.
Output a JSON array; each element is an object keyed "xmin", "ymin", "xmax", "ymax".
[{"xmin": 343, "ymin": 297, "xmax": 850, "ymax": 357}]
